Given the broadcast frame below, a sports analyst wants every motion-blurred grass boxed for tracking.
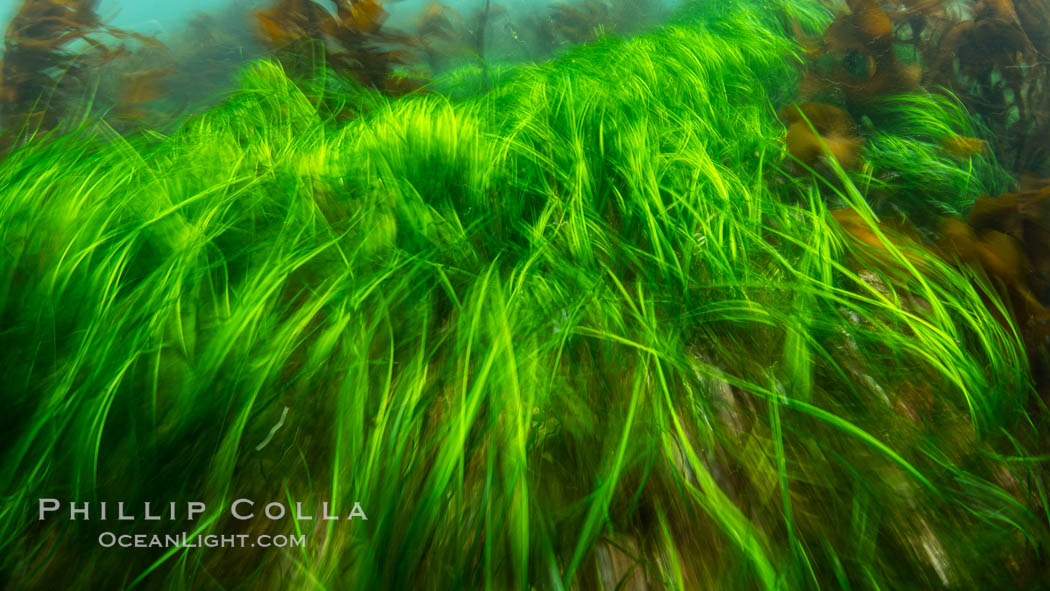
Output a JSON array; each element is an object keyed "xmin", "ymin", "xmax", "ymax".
[{"xmin": 1, "ymin": 0, "xmax": 1047, "ymax": 589}]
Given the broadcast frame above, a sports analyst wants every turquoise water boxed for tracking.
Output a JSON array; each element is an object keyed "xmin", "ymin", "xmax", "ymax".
[
  {"xmin": 0, "ymin": 0, "xmax": 681, "ymax": 39},
  {"xmin": 0, "ymin": 0, "xmax": 680, "ymax": 120}
]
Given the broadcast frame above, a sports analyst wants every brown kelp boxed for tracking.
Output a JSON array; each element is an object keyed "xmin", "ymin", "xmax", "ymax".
[
  {"xmin": 779, "ymin": 102, "xmax": 864, "ymax": 171},
  {"xmin": 254, "ymin": 0, "xmax": 419, "ymax": 95},
  {"xmin": 799, "ymin": 0, "xmax": 1050, "ymax": 176},
  {"xmin": 939, "ymin": 186, "xmax": 1050, "ymax": 354},
  {"xmin": 0, "ymin": 0, "xmax": 163, "ymax": 148},
  {"xmin": 89, "ymin": 1, "xmax": 268, "ymax": 128},
  {"xmin": 152, "ymin": 3, "xmax": 266, "ymax": 112},
  {"xmin": 797, "ymin": 0, "xmax": 921, "ymax": 103},
  {"xmin": 108, "ymin": 68, "xmax": 178, "ymax": 122},
  {"xmin": 417, "ymin": 2, "xmax": 470, "ymax": 72},
  {"xmin": 516, "ymin": 0, "xmax": 668, "ymax": 58},
  {"xmin": 927, "ymin": 0, "xmax": 1050, "ymax": 175},
  {"xmin": 416, "ymin": 1, "xmax": 515, "ymax": 73}
]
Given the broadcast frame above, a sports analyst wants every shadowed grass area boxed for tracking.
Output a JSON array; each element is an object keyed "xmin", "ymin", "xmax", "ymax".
[{"xmin": 1, "ymin": 1, "xmax": 1048, "ymax": 589}]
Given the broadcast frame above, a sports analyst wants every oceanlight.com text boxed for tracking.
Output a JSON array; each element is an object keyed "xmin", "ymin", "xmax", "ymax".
[{"xmin": 98, "ymin": 532, "xmax": 306, "ymax": 549}]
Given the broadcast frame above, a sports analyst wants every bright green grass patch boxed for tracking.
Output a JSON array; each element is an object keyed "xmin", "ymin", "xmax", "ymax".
[
  {"xmin": 0, "ymin": 1, "xmax": 1046, "ymax": 589},
  {"xmin": 862, "ymin": 91, "xmax": 1013, "ymax": 223}
]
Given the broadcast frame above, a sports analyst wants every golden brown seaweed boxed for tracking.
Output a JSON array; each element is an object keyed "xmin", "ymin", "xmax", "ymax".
[
  {"xmin": 415, "ymin": 1, "xmax": 509, "ymax": 72},
  {"xmin": 254, "ymin": 0, "xmax": 419, "ymax": 95},
  {"xmin": 937, "ymin": 186, "xmax": 1050, "ymax": 353},
  {"xmin": 799, "ymin": 0, "xmax": 921, "ymax": 103},
  {"xmin": 0, "ymin": 0, "xmax": 165, "ymax": 148},
  {"xmin": 939, "ymin": 134, "xmax": 989, "ymax": 160},
  {"xmin": 779, "ymin": 102, "xmax": 864, "ymax": 170},
  {"xmin": 794, "ymin": 0, "xmax": 1050, "ymax": 176},
  {"xmin": 114, "ymin": 68, "xmax": 178, "ymax": 121}
]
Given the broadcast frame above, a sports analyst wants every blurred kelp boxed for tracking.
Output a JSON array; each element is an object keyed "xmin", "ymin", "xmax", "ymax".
[
  {"xmin": 151, "ymin": 2, "xmax": 266, "ymax": 113},
  {"xmin": 89, "ymin": 1, "xmax": 268, "ymax": 129},
  {"xmin": 798, "ymin": 0, "xmax": 921, "ymax": 103},
  {"xmin": 939, "ymin": 184, "xmax": 1050, "ymax": 356},
  {"xmin": 779, "ymin": 101, "xmax": 864, "ymax": 172},
  {"xmin": 254, "ymin": 0, "xmax": 420, "ymax": 96},
  {"xmin": 514, "ymin": 0, "xmax": 669, "ymax": 59},
  {"xmin": 926, "ymin": 0, "xmax": 1050, "ymax": 176},
  {"xmin": 413, "ymin": 0, "xmax": 672, "ymax": 83},
  {"xmin": 0, "ymin": 0, "xmax": 164, "ymax": 149},
  {"xmin": 416, "ymin": 1, "xmax": 509, "ymax": 73},
  {"xmin": 797, "ymin": 0, "xmax": 1050, "ymax": 177}
]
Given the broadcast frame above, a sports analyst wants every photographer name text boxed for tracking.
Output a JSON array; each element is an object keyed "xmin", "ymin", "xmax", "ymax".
[{"xmin": 38, "ymin": 498, "xmax": 368, "ymax": 522}]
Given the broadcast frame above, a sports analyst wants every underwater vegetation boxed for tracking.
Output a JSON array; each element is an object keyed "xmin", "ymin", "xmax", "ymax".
[
  {"xmin": 2, "ymin": 0, "xmax": 1050, "ymax": 589},
  {"xmin": 779, "ymin": 101, "xmax": 865, "ymax": 171},
  {"xmin": 416, "ymin": 0, "xmax": 515, "ymax": 74},
  {"xmin": 0, "ymin": 0, "xmax": 679, "ymax": 138},
  {"xmin": 796, "ymin": 0, "xmax": 1050, "ymax": 177},
  {"xmin": 0, "ymin": 0, "xmax": 165, "ymax": 148},
  {"xmin": 98, "ymin": 1, "xmax": 267, "ymax": 123},
  {"xmin": 414, "ymin": 0, "xmax": 671, "ymax": 69},
  {"xmin": 416, "ymin": 1, "xmax": 491, "ymax": 72},
  {"xmin": 779, "ymin": 0, "xmax": 1050, "ymax": 390},
  {"xmin": 254, "ymin": 0, "xmax": 420, "ymax": 95},
  {"xmin": 515, "ymin": 0, "xmax": 669, "ymax": 57}
]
